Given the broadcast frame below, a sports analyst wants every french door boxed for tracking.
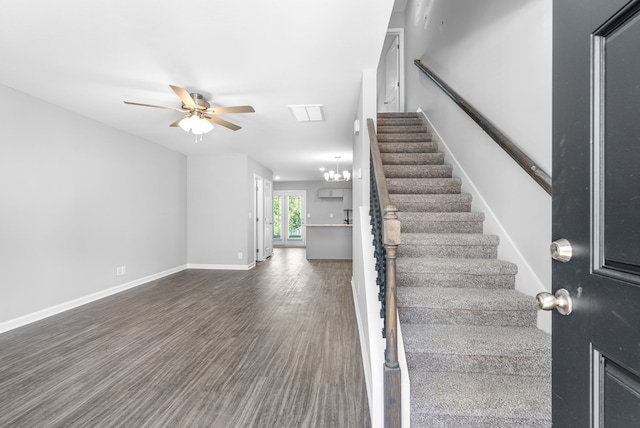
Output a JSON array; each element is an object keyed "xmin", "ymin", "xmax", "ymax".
[{"xmin": 272, "ymin": 191, "xmax": 306, "ymax": 247}]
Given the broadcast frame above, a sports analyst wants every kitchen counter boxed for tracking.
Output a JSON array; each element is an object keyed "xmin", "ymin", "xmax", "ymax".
[{"xmin": 306, "ymin": 224, "xmax": 352, "ymax": 259}]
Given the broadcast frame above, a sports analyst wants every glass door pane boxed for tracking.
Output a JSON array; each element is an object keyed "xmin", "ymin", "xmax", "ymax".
[
  {"xmin": 287, "ymin": 195, "xmax": 302, "ymax": 240},
  {"xmin": 273, "ymin": 195, "xmax": 282, "ymax": 240}
]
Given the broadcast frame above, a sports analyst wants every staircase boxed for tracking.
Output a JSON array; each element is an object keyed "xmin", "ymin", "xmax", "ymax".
[{"xmin": 377, "ymin": 112, "xmax": 551, "ymax": 427}]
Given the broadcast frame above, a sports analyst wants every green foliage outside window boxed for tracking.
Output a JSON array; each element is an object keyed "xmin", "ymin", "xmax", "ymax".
[
  {"xmin": 273, "ymin": 196, "xmax": 282, "ymax": 239},
  {"xmin": 288, "ymin": 196, "xmax": 302, "ymax": 238}
]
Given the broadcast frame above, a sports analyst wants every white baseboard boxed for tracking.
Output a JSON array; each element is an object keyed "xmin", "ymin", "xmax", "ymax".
[
  {"xmin": 187, "ymin": 262, "xmax": 255, "ymax": 271},
  {"xmin": 0, "ymin": 264, "xmax": 188, "ymax": 335}
]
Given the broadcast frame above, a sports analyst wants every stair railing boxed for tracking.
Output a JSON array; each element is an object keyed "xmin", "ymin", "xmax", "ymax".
[
  {"xmin": 414, "ymin": 59, "xmax": 552, "ymax": 196},
  {"xmin": 368, "ymin": 118, "xmax": 401, "ymax": 428}
]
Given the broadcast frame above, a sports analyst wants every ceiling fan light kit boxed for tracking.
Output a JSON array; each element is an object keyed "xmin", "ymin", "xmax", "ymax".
[{"xmin": 124, "ymin": 85, "xmax": 255, "ymax": 142}]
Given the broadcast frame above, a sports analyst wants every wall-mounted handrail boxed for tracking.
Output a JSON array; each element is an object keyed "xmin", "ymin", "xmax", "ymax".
[
  {"xmin": 414, "ymin": 59, "xmax": 552, "ymax": 196},
  {"xmin": 368, "ymin": 118, "xmax": 401, "ymax": 428}
]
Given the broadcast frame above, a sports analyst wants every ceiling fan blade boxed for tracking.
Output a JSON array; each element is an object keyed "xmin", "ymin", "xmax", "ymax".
[
  {"xmin": 207, "ymin": 106, "xmax": 255, "ymax": 114},
  {"xmin": 123, "ymin": 101, "xmax": 184, "ymax": 111},
  {"xmin": 169, "ymin": 85, "xmax": 197, "ymax": 109},
  {"xmin": 204, "ymin": 115, "xmax": 241, "ymax": 131}
]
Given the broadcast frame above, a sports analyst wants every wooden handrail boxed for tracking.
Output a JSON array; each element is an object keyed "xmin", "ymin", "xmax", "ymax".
[
  {"xmin": 414, "ymin": 59, "xmax": 552, "ymax": 196},
  {"xmin": 368, "ymin": 118, "xmax": 401, "ymax": 428}
]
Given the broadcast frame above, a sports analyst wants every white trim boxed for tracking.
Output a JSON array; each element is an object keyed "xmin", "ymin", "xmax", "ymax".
[
  {"xmin": 187, "ymin": 262, "xmax": 256, "ymax": 271},
  {"xmin": 0, "ymin": 264, "xmax": 187, "ymax": 334}
]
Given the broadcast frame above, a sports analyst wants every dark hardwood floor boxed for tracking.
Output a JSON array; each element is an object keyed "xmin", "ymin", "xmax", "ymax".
[{"xmin": 0, "ymin": 248, "xmax": 370, "ymax": 427}]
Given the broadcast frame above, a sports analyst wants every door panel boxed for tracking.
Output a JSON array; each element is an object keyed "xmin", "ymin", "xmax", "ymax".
[
  {"xmin": 264, "ymin": 179, "xmax": 273, "ymax": 258},
  {"xmin": 384, "ymin": 34, "xmax": 400, "ymax": 112},
  {"xmin": 553, "ymin": 0, "xmax": 640, "ymax": 426}
]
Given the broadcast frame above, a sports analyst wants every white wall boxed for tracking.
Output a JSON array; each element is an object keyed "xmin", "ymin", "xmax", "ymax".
[
  {"xmin": 403, "ymin": 0, "xmax": 553, "ymax": 330},
  {"xmin": 351, "ymin": 69, "xmax": 386, "ymax": 428},
  {"xmin": 187, "ymin": 153, "xmax": 272, "ymax": 269},
  {"xmin": 0, "ymin": 84, "xmax": 187, "ymax": 328}
]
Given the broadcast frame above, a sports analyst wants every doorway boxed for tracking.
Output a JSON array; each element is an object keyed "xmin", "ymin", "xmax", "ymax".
[
  {"xmin": 254, "ymin": 175, "xmax": 273, "ymax": 262},
  {"xmin": 273, "ymin": 191, "xmax": 306, "ymax": 247},
  {"xmin": 377, "ymin": 28, "xmax": 404, "ymax": 112}
]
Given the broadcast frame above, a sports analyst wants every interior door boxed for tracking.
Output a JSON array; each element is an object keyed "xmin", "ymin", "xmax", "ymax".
[
  {"xmin": 255, "ymin": 176, "xmax": 264, "ymax": 261},
  {"xmin": 383, "ymin": 34, "xmax": 400, "ymax": 112},
  {"xmin": 552, "ymin": 0, "xmax": 640, "ymax": 426},
  {"xmin": 263, "ymin": 179, "xmax": 273, "ymax": 258}
]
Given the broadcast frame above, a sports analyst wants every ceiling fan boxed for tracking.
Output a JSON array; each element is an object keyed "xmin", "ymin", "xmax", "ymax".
[{"xmin": 124, "ymin": 85, "xmax": 254, "ymax": 134}]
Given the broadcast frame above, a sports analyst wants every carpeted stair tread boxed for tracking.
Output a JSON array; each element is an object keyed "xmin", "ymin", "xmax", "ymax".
[
  {"xmin": 378, "ymin": 112, "xmax": 421, "ymax": 119},
  {"xmin": 399, "ymin": 233, "xmax": 498, "ymax": 258},
  {"xmin": 378, "ymin": 141, "xmax": 439, "ymax": 153},
  {"xmin": 410, "ymin": 370, "xmax": 551, "ymax": 428},
  {"xmin": 396, "ymin": 258, "xmax": 517, "ymax": 289},
  {"xmin": 384, "ymin": 164, "xmax": 452, "ymax": 178},
  {"xmin": 387, "ymin": 178, "xmax": 462, "ymax": 194},
  {"xmin": 402, "ymin": 324, "xmax": 551, "ymax": 376},
  {"xmin": 397, "ymin": 212, "xmax": 484, "ymax": 234},
  {"xmin": 397, "ymin": 257, "xmax": 517, "ymax": 275},
  {"xmin": 381, "ymin": 152, "xmax": 444, "ymax": 164},
  {"xmin": 398, "ymin": 287, "xmax": 536, "ymax": 326},
  {"xmin": 390, "ymin": 193, "xmax": 472, "ymax": 212}
]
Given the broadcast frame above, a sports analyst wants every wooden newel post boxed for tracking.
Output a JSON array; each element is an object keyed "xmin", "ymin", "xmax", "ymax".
[{"xmin": 383, "ymin": 205, "xmax": 401, "ymax": 428}]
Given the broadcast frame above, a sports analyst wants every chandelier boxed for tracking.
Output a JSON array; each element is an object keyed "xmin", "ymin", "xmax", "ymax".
[{"xmin": 324, "ymin": 156, "xmax": 351, "ymax": 182}]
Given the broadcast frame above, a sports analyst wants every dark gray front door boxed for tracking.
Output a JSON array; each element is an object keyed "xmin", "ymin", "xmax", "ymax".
[{"xmin": 553, "ymin": 0, "xmax": 640, "ymax": 426}]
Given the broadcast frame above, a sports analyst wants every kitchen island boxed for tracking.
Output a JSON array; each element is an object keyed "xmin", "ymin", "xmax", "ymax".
[{"xmin": 306, "ymin": 224, "xmax": 353, "ymax": 259}]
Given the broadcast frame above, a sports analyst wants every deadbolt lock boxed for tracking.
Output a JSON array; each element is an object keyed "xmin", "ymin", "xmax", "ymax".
[{"xmin": 550, "ymin": 238, "xmax": 572, "ymax": 263}]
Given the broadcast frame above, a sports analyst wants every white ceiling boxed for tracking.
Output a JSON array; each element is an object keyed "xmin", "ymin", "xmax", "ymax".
[{"xmin": 0, "ymin": 1, "xmax": 395, "ymax": 181}]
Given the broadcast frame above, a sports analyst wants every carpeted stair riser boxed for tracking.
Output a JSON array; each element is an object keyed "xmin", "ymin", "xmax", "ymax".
[
  {"xmin": 378, "ymin": 142, "xmax": 438, "ymax": 153},
  {"xmin": 397, "ymin": 287, "xmax": 537, "ymax": 327},
  {"xmin": 378, "ymin": 133, "xmax": 433, "ymax": 143},
  {"xmin": 396, "ymin": 258, "xmax": 517, "ymax": 289},
  {"xmin": 376, "ymin": 113, "xmax": 551, "ymax": 428},
  {"xmin": 381, "ymin": 153, "xmax": 444, "ymax": 165},
  {"xmin": 378, "ymin": 117, "xmax": 422, "ymax": 125},
  {"xmin": 387, "ymin": 178, "xmax": 462, "ymax": 195},
  {"xmin": 399, "ymin": 233, "xmax": 498, "ymax": 259},
  {"xmin": 384, "ymin": 165, "xmax": 453, "ymax": 178},
  {"xmin": 397, "ymin": 212, "xmax": 484, "ymax": 234},
  {"xmin": 402, "ymin": 324, "xmax": 551, "ymax": 376},
  {"xmin": 378, "ymin": 125, "xmax": 428, "ymax": 134},
  {"xmin": 390, "ymin": 194, "xmax": 472, "ymax": 213},
  {"xmin": 410, "ymin": 371, "xmax": 551, "ymax": 428}
]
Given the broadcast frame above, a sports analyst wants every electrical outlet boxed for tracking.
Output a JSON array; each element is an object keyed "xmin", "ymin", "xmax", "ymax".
[
  {"xmin": 237, "ymin": 252, "xmax": 243, "ymax": 260},
  {"xmin": 330, "ymin": 213, "xmax": 333, "ymax": 218},
  {"xmin": 116, "ymin": 265, "xmax": 127, "ymax": 276}
]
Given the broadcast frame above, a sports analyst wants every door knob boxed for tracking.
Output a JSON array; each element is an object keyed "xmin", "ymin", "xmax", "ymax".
[
  {"xmin": 550, "ymin": 238, "xmax": 572, "ymax": 262},
  {"xmin": 536, "ymin": 288, "xmax": 573, "ymax": 315}
]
